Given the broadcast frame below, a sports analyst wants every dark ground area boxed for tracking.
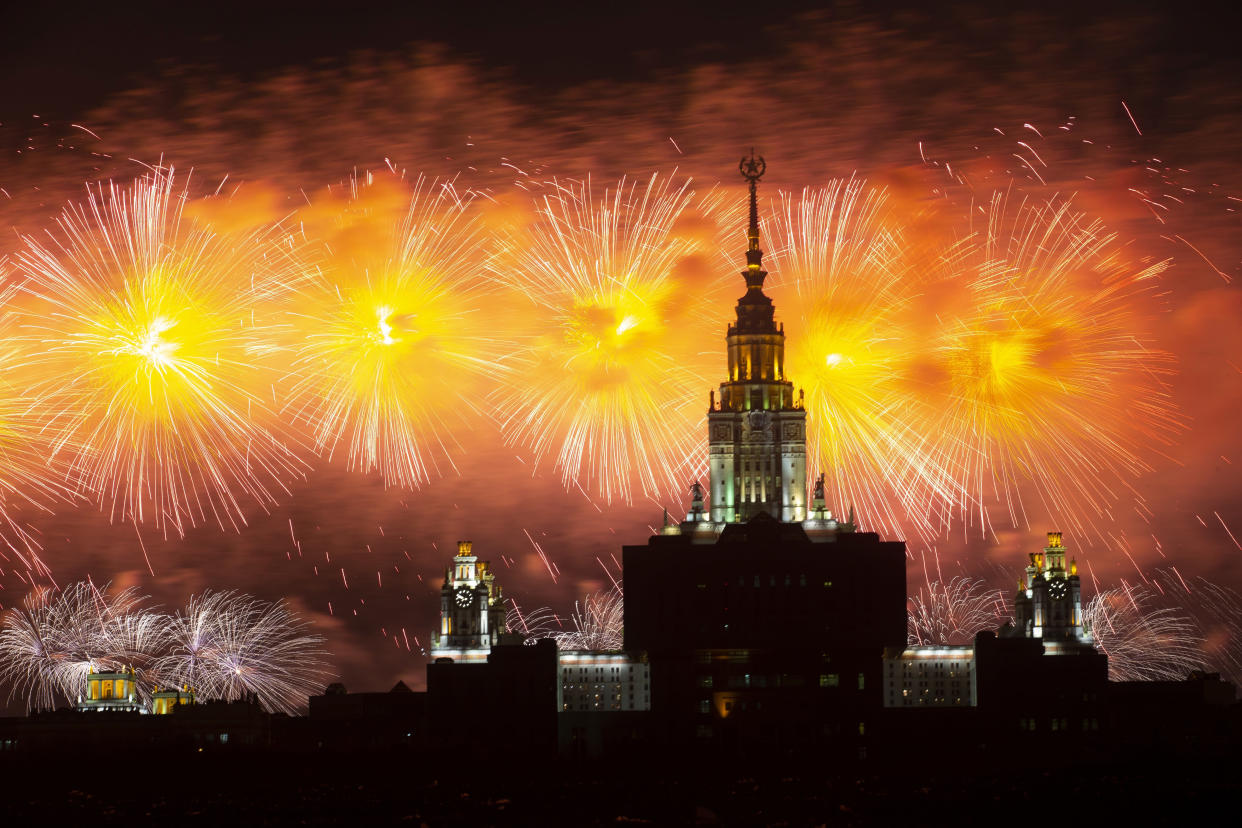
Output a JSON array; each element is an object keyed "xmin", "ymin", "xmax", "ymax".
[{"xmin": 5, "ymin": 752, "xmax": 1238, "ymax": 826}]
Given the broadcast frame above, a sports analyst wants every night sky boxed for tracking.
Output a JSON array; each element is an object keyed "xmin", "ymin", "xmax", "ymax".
[{"xmin": 2, "ymin": 1, "xmax": 1241, "ymax": 706}]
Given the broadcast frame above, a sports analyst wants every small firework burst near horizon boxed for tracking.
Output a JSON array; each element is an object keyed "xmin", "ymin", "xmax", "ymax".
[
  {"xmin": 0, "ymin": 582, "xmax": 167, "ymax": 710},
  {"xmin": 0, "ymin": 583, "xmax": 332, "ymax": 714},
  {"xmin": 507, "ymin": 583, "xmax": 624, "ymax": 652},
  {"xmin": 907, "ymin": 577, "xmax": 1010, "ymax": 646},
  {"xmin": 1083, "ymin": 582, "xmax": 1205, "ymax": 681},
  {"xmin": 159, "ymin": 590, "xmax": 332, "ymax": 715}
]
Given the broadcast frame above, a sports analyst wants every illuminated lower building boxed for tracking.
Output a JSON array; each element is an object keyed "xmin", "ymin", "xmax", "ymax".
[
  {"xmin": 151, "ymin": 687, "xmax": 195, "ymax": 715},
  {"xmin": 882, "ymin": 646, "xmax": 977, "ymax": 708},
  {"xmin": 76, "ymin": 667, "xmax": 145, "ymax": 713},
  {"xmin": 557, "ymin": 651, "xmax": 650, "ymax": 712},
  {"xmin": 884, "ymin": 533, "xmax": 1102, "ymax": 716},
  {"xmin": 429, "ymin": 540, "xmax": 507, "ymax": 663}
]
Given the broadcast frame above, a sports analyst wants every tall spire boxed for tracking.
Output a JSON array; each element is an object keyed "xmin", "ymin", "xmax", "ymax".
[
  {"xmin": 739, "ymin": 149, "xmax": 767, "ymax": 282},
  {"xmin": 732, "ymin": 151, "xmax": 775, "ymax": 334}
]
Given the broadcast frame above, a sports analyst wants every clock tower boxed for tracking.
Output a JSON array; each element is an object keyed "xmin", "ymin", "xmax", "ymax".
[
  {"xmin": 708, "ymin": 152, "xmax": 808, "ymax": 523},
  {"xmin": 430, "ymin": 541, "xmax": 507, "ymax": 663},
  {"xmin": 1011, "ymin": 532, "xmax": 1089, "ymax": 650}
]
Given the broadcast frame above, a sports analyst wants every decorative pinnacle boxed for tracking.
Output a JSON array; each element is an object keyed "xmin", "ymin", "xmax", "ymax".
[{"xmin": 740, "ymin": 149, "xmax": 766, "ymax": 255}]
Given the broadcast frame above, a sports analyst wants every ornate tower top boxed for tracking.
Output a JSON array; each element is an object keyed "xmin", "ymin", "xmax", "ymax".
[
  {"xmin": 739, "ymin": 149, "xmax": 768, "ymax": 293},
  {"xmin": 733, "ymin": 150, "xmax": 777, "ymax": 336},
  {"xmin": 740, "ymin": 149, "xmax": 766, "ymax": 256}
]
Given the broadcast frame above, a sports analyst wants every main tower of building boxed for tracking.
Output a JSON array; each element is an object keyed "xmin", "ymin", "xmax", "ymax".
[{"xmin": 707, "ymin": 152, "xmax": 808, "ymax": 523}]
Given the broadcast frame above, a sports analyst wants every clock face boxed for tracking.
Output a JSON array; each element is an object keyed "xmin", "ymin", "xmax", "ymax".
[
  {"xmin": 454, "ymin": 587, "xmax": 474, "ymax": 609},
  {"xmin": 1048, "ymin": 580, "xmax": 1067, "ymax": 600}
]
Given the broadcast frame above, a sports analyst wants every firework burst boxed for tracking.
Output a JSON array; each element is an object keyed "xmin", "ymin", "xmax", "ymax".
[
  {"xmin": 770, "ymin": 179, "xmax": 966, "ymax": 539},
  {"xmin": 770, "ymin": 182, "xmax": 1176, "ymax": 539},
  {"xmin": 158, "ymin": 591, "xmax": 331, "ymax": 714},
  {"xmin": 11, "ymin": 170, "xmax": 308, "ymax": 535},
  {"xmin": 1083, "ymin": 582, "xmax": 1204, "ymax": 681},
  {"xmin": 907, "ymin": 576, "xmax": 1009, "ymax": 646},
  {"xmin": 490, "ymin": 174, "xmax": 734, "ymax": 503},
  {"xmin": 925, "ymin": 193, "xmax": 1178, "ymax": 537},
  {"xmin": 555, "ymin": 584, "xmax": 625, "ymax": 651},
  {"xmin": 282, "ymin": 173, "xmax": 505, "ymax": 488},
  {"xmin": 505, "ymin": 599, "xmax": 564, "ymax": 643},
  {"xmin": 0, "ymin": 582, "xmax": 168, "ymax": 710}
]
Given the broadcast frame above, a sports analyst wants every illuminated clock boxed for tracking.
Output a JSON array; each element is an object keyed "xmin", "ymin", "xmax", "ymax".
[
  {"xmin": 454, "ymin": 586, "xmax": 474, "ymax": 608},
  {"xmin": 1048, "ymin": 580, "xmax": 1067, "ymax": 600}
]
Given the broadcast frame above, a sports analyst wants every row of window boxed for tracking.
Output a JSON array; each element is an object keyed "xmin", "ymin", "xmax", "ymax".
[{"xmin": 1019, "ymin": 717, "xmax": 1100, "ymax": 732}]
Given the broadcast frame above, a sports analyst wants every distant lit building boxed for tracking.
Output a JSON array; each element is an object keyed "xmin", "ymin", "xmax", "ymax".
[
  {"xmin": 430, "ymin": 540, "xmax": 508, "ymax": 663},
  {"xmin": 558, "ymin": 651, "xmax": 650, "ymax": 712},
  {"xmin": 151, "ymin": 687, "xmax": 194, "ymax": 715},
  {"xmin": 884, "ymin": 532, "xmax": 1099, "ymax": 711},
  {"xmin": 883, "ymin": 646, "xmax": 976, "ymax": 708},
  {"xmin": 77, "ymin": 668, "xmax": 145, "ymax": 713}
]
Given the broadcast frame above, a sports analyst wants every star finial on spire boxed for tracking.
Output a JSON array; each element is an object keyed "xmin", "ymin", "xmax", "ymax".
[{"xmin": 739, "ymin": 148, "xmax": 766, "ymax": 183}]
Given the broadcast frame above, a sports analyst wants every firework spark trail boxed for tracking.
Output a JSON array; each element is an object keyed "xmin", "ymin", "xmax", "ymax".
[
  {"xmin": 1083, "ymin": 581, "xmax": 1204, "ymax": 681},
  {"xmin": 769, "ymin": 179, "xmax": 967, "ymax": 540},
  {"xmin": 923, "ymin": 193, "xmax": 1178, "ymax": 540},
  {"xmin": 0, "ymin": 582, "xmax": 168, "ymax": 710},
  {"xmin": 282, "ymin": 172, "xmax": 508, "ymax": 489},
  {"xmin": 158, "ymin": 590, "xmax": 332, "ymax": 714},
  {"xmin": 907, "ymin": 577, "xmax": 1009, "ymax": 646},
  {"xmin": 0, "ymin": 268, "xmax": 74, "ymax": 579},
  {"xmin": 11, "ymin": 169, "xmax": 309, "ymax": 536},
  {"xmin": 489, "ymin": 173, "xmax": 735, "ymax": 503},
  {"xmin": 554, "ymin": 583, "xmax": 625, "ymax": 651}
]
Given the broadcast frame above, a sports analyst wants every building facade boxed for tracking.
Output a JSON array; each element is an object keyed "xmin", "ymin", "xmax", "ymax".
[
  {"xmin": 77, "ymin": 668, "xmax": 144, "ymax": 713},
  {"xmin": 558, "ymin": 651, "xmax": 651, "ymax": 712},
  {"xmin": 706, "ymin": 154, "xmax": 807, "ymax": 524},
  {"xmin": 883, "ymin": 646, "xmax": 977, "ymax": 708}
]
